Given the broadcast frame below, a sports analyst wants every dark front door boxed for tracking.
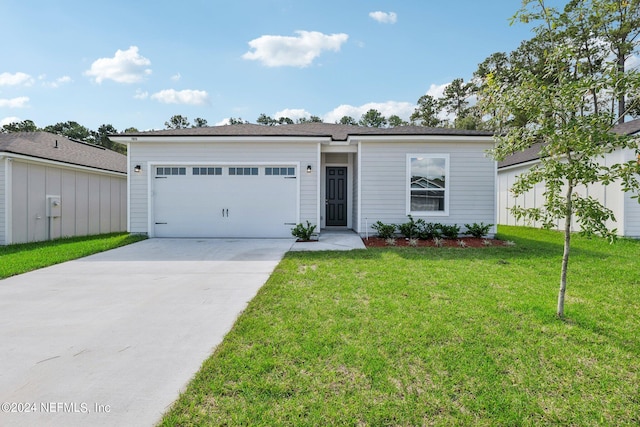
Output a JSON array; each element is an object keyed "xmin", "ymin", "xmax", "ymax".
[{"xmin": 326, "ymin": 167, "xmax": 347, "ymax": 226}]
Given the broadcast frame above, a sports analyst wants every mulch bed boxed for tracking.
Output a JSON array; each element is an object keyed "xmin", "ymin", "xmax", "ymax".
[{"xmin": 362, "ymin": 236, "xmax": 508, "ymax": 248}]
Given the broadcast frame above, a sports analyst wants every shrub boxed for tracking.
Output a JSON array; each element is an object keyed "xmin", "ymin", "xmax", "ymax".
[
  {"xmin": 464, "ymin": 222, "xmax": 492, "ymax": 238},
  {"xmin": 457, "ymin": 239, "xmax": 467, "ymax": 248},
  {"xmin": 291, "ymin": 221, "xmax": 317, "ymax": 241},
  {"xmin": 440, "ymin": 224, "xmax": 460, "ymax": 239},
  {"xmin": 385, "ymin": 237, "xmax": 397, "ymax": 246},
  {"xmin": 372, "ymin": 221, "xmax": 396, "ymax": 239},
  {"xmin": 398, "ymin": 215, "xmax": 424, "ymax": 239},
  {"xmin": 418, "ymin": 222, "xmax": 442, "ymax": 239},
  {"xmin": 408, "ymin": 238, "xmax": 419, "ymax": 247}
]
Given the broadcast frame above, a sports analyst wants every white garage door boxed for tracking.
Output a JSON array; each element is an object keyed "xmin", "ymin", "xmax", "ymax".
[{"xmin": 153, "ymin": 165, "xmax": 298, "ymax": 238}]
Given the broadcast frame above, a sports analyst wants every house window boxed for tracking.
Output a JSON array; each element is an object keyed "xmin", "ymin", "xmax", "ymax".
[{"xmin": 407, "ymin": 154, "xmax": 449, "ymax": 215}]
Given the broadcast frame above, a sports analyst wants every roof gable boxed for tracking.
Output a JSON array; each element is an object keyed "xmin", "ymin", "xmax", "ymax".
[{"xmin": 0, "ymin": 132, "xmax": 126, "ymax": 173}]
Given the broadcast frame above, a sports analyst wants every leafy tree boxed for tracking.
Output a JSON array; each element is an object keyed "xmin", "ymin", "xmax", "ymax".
[
  {"xmin": 440, "ymin": 78, "xmax": 475, "ymax": 120},
  {"xmin": 337, "ymin": 116, "xmax": 358, "ymax": 125},
  {"xmin": 1, "ymin": 119, "xmax": 39, "ymax": 133},
  {"xmin": 297, "ymin": 115, "xmax": 323, "ymax": 123},
  {"xmin": 43, "ymin": 121, "xmax": 91, "ymax": 141},
  {"xmin": 192, "ymin": 117, "xmax": 208, "ymax": 128},
  {"xmin": 410, "ymin": 94, "xmax": 442, "ymax": 127},
  {"xmin": 388, "ymin": 115, "xmax": 408, "ymax": 127},
  {"xmin": 123, "ymin": 126, "xmax": 139, "ymax": 133},
  {"xmin": 227, "ymin": 117, "xmax": 248, "ymax": 125},
  {"xmin": 165, "ymin": 115, "xmax": 190, "ymax": 129},
  {"xmin": 359, "ymin": 109, "xmax": 387, "ymax": 127},
  {"xmin": 94, "ymin": 124, "xmax": 126, "ymax": 154},
  {"xmin": 481, "ymin": 0, "xmax": 640, "ymax": 318},
  {"xmin": 277, "ymin": 117, "xmax": 294, "ymax": 125},
  {"xmin": 257, "ymin": 113, "xmax": 277, "ymax": 126}
]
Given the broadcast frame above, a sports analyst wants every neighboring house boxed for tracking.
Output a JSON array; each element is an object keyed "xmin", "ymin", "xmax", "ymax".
[
  {"xmin": 0, "ymin": 132, "xmax": 127, "ymax": 245},
  {"xmin": 111, "ymin": 123, "xmax": 496, "ymax": 239},
  {"xmin": 497, "ymin": 119, "xmax": 640, "ymax": 237}
]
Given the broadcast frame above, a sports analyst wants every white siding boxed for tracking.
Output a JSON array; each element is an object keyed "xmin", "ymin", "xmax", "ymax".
[
  {"xmin": 359, "ymin": 141, "xmax": 496, "ymax": 236},
  {"xmin": 0, "ymin": 158, "xmax": 5, "ymax": 245},
  {"xmin": 497, "ymin": 149, "xmax": 635, "ymax": 236},
  {"xmin": 7, "ymin": 160, "xmax": 126, "ymax": 244},
  {"xmin": 128, "ymin": 141, "xmax": 319, "ymax": 235}
]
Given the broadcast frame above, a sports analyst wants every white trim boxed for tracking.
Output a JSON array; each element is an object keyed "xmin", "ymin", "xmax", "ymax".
[
  {"xmin": 0, "ymin": 152, "xmax": 126, "ymax": 177},
  {"xmin": 406, "ymin": 153, "xmax": 450, "ymax": 217},
  {"xmin": 497, "ymin": 158, "xmax": 541, "ymax": 172},
  {"xmin": 321, "ymin": 144, "xmax": 358, "ymax": 153},
  {"xmin": 4, "ymin": 157, "xmax": 12, "ymax": 244},
  {"xmin": 111, "ymin": 135, "xmax": 330, "ymax": 144},
  {"xmin": 349, "ymin": 135, "xmax": 494, "ymax": 144},
  {"xmin": 316, "ymin": 143, "xmax": 322, "ymax": 229},
  {"xmin": 126, "ymin": 144, "xmax": 131, "ymax": 233},
  {"xmin": 357, "ymin": 141, "xmax": 362, "ymax": 233}
]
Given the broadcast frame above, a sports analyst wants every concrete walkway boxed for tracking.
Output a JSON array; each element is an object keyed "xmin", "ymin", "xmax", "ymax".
[
  {"xmin": 290, "ymin": 230, "xmax": 366, "ymax": 251},
  {"xmin": 0, "ymin": 238, "xmax": 293, "ymax": 427}
]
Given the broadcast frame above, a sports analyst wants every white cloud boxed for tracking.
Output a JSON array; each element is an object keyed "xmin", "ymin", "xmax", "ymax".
[
  {"xmin": 134, "ymin": 89, "xmax": 149, "ymax": 99},
  {"xmin": 0, "ymin": 97, "xmax": 30, "ymax": 108},
  {"xmin": 0, "ymin": 72, "xmax": 34, "ymax": 86},
  {"xmin": 42, "ymin": 75, "xmax": 72, "ymax": 88},
  {"xmin": 84, "ymin": 46, "xmax": 152, "ymax": 84},
  {"xmin": 150, "ymin": 89, "xmax": 210, "ymax": 105},
  {"xmin": 216, "ymin": 118, "xmax": 232, "ymax": 126},
  {"xmin": 323, "ymin": 101, "xmax": 415, "ymax": 123},
  {"xmin": 243, "ymin": 31, "xmax": 349, "ymax": 67},
  {"xmin": 626, "ymin": 54, "xmax": 640, "ymax": 70},
  {"xmin": 425, "ymin": 83, "xmax": 449, "ymax": 99},
  {"xmin": 273, "ymin": 108, "xmax": 311, "ymax": 121},
  {"xmin": 1, "ymin": 116, "xmax": 21, "ymax": 126},
  {"xmin": 369, "ymin": 11, "xmax": 397, "ymax": 24},
  {"xmin": 171, "ymin": 73, "xmax": 181, "ymax": 81}
]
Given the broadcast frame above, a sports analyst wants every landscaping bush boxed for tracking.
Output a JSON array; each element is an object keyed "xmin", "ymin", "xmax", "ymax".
[
  {"xmin": 418, "ymin": 222, "xmax": 442, "ymax": 239},
  {"xmin": 464, "ymin": 222, "xmax": 492, "ymax": 238},
  {"xmin": 397, "ymin": 215, "xmax": 424, "ymax": 239},
  {"xmin": 371, "ymin": 221, "xmax": 396, "ymax": 239},
  {"xmin": 440, "ymin": 224, "xmax": 460, "ymax": 239}
]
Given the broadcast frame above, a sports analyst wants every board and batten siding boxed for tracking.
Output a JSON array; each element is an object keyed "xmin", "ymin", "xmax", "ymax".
[
  {"xmin": 498, "ymin": 150, "xmax": 633, "ymax": 236},
  {"xmin": 358, "ymin": 140, "xmax": 496, "ymax": 235},
  {"xmin": 9, "ymin": 160, "xmax": 126, "ymax": 244},
  {"xmin": 128, "ymin": 141, "xmax": 319, "ymax": 235}
]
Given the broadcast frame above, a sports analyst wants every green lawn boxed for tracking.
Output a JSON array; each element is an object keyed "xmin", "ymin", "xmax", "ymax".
[
  {"xmin": 0, "ymin": 233, "xmax": 147, "ymax": 279},
  {"xmin": 161, "ymin": 226, "xmax": 639, "ymax": 426}
]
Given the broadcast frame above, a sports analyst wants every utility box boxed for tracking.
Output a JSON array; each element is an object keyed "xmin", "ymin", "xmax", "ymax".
[{"xmin": 46, "ymin": 195, "xmax": 62, "ymax": 218}]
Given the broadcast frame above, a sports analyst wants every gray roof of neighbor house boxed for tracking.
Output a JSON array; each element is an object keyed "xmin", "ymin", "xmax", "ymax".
[
  {"xmin": 498, "ymin": 118, "xmax": 640, "ymax": 169},
  {"xmin": 114, "ymin": 123, "xmax": 494, "ymax": 141},
  {"xmin": 0, "ymin": 132, "xmax": 127, "ymax": 173}
]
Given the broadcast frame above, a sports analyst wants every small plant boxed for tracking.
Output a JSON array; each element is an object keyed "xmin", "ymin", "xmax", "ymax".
[
  {"xmin": 372, "ymin": 221, "xmax": 396, "ymax": 239},
  {"xmin": 418, "ymin": 222, "xmax": 442, "ymax": 239},
  {"xmin": 433, "ymin": 237, "xmax": 444, "ymax": 247},
  {"xmin": 291, "ymin": 221, "xmax": 317, "ymax": 241},
  {"xmin": 408, "ymin": 238, "xmax": 419, "ymax": 247},
  {"xmin": 398, "ymin": 215, "xmax": 423, "ymax": 239},
  {"xmin": 385, "ymin": 237, "xmax": 397, "ymax": 246},
  {"xmin": 464, "ymin": 222, "xmax": 493, "ymax": 238},
  {"xmin": 440, "ymin": 224, "xmax": 461, "ymax": 239},
  {"xmin": 457, "ymin": 239, "xmax": 467, "ymax": 248},
  {"xmin": 482, "ymin": 239, "xmax": 492, "ymax": 246},
  {"xmin": 504, "ymin": 240, "xmax": 517, "ymax": 247}
]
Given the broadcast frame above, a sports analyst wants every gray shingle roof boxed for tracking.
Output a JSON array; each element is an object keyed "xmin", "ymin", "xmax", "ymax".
[
  {"xmin": 498, "ymin": 118, "xmax": 640, "ymax": 169},
  {"xmin": 0, "ymin": 132, "xmax": 127, "ymax": 174},
  {"xmin": 115, "ymin": 123, "xmax": 494, "ymax": 141}
]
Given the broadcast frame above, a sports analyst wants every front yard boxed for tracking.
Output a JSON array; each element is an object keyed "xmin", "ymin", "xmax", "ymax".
[{"xmin": 160, "ymin": 226, "xmax": 640, "ymax": 426}]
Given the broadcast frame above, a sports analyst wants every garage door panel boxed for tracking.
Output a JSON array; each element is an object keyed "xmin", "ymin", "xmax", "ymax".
[{"xmin": 153, "ymin": 166, "xmax": 298, "ymax": 238}]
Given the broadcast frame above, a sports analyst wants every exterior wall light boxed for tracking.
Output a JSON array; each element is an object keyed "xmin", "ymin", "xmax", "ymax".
[
  {"xmin": 306, "ymin": 165, "xmax": 312, "ymax": 173},
  {"xmin": 134, "ymin": 164, "xmax": 142, "ymax": 173}
]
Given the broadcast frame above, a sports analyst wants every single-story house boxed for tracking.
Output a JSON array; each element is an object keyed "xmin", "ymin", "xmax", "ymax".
[
  {"xmin": 110, "ymin": 123, "xmax": 496, "ymax": 239},
  {"xmin": 497, "ymin": 119, "xmax": 640, "ymax": 237},
  {"xmin": 0, "ymin": 132, "xmax": 127, "ymax": 245}
]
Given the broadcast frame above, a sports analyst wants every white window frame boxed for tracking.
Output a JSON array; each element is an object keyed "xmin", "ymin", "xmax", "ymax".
[{"xmin": 406, "ymin": 153, "xmax": 450, "ymax": 217}]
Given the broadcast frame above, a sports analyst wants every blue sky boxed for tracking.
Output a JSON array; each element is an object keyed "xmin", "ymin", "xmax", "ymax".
[{"xmin": 1, "ymin": 0, "xmax": 540, "ymax": 131}]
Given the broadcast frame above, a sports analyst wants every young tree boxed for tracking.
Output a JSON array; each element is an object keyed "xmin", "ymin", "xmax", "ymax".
[{"xmin": 481, "ymin": 0, "xmax": 640, "ymax": 317}]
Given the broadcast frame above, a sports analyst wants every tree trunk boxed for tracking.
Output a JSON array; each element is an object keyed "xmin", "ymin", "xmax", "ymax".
[
  {"xmin": 618, "ymin": 54, "xmax": 626, "ymax": 124},
  {"xmin": 558, "ymin": 182, "xmax": 573, "ymax": 318}
]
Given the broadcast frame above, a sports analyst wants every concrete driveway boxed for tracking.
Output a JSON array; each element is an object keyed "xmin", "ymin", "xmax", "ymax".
[{"xmin": 0, "ymin": 238, "xmax": 293, "ymax": 427}]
